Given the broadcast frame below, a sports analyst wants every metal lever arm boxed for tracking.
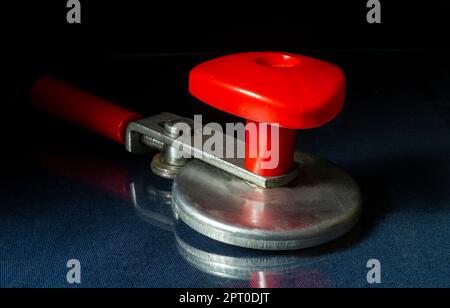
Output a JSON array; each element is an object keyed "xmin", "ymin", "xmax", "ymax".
[
  {"xmin": 30, "ymin": 77, "xmax": 297, "ymax": 188},
  {"xmin": 125, "ymin": 113, "xmax": 298, "ymax": 188}
]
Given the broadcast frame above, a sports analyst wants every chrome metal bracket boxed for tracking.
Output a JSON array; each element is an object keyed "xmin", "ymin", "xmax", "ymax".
[{"xmin": 125, "ymin": 112, "xmax": 298, "ymax": 188}]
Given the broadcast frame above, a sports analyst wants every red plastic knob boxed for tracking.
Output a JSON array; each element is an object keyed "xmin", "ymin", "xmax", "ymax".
[{"xmin": 189, "ymin": 52, "xmax": 345, "ymax": 176}]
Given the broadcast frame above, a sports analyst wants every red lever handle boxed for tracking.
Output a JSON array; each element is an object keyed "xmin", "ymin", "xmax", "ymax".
[{"xmin": 31, "ymin": 76, "xmax": 142, "ymax": 144}]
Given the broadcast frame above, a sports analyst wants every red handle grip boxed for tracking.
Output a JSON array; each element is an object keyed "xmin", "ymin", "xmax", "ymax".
[{"xmin": 31, "ymin": 76, "xmax": 142, "ymax": 144}]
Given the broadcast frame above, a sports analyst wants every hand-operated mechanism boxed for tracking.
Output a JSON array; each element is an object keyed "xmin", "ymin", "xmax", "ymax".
[{"xmin": 31, "ymin": 52, "xmax": 362, "ymax": 250}]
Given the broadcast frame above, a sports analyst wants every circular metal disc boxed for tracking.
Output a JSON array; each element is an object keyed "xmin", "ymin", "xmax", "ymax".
[{"xmin": 172, "ymin": 153, "xmax": 362, "ymax": 250}]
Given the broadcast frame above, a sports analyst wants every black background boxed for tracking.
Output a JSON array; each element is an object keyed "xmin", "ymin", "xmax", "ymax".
[{"xmin": 2, "ymin": 0, "xmax": 450, "ymax": 176}]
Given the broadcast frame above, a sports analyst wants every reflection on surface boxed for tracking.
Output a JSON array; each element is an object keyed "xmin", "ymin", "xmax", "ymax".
[
  {"xmin": 130, "ymin": 180, "xmax": 174, "ymax": 232},
  {"xmin": 40, "ymin": 148, "xmax": 363, "ymax": 288},
  {"xmin": 174, "ymin": 221, "xmax": 334, "ymax": 288}
]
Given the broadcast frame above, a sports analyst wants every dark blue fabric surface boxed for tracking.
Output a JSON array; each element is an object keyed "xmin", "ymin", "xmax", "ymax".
[{"xmin": 1, "ymin": 55, "xmax": 450, "ymax": 288}]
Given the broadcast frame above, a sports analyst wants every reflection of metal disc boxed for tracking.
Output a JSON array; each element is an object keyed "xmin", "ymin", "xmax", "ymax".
[
  {"xmin": 174, "ymin": 221, "xmax": 318, "ymax": 280},
  {"xmin": 172, "ymin": 152, "xmax": 362, "ymax": 250},
  {"xmin": 176, "ymin": 234, "xmax": 306, "ymax": 280}
]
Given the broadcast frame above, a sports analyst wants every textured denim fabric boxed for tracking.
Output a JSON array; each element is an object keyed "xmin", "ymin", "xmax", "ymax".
[{"xmin": 1, "ymin": 78, "xmax": 449, "ymax": 288}]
